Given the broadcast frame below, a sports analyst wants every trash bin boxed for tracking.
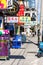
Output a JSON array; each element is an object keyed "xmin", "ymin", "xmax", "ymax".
[{"xmin": 12, "ymin": 35, "xmax": 22, "ymax": 48}]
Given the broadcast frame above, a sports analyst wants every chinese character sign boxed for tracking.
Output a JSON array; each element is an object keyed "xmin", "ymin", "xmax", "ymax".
[
  {"xmin": 19, "ymin": 17, "xmax": 31, "ymax": 23},
  {"xmin": 7, "ymin": 17, "xmax": 18, "ymax": 23},
  {"xmin": 0, "ymin": 0, "xmax": 7, "ymax": 9},
  {"xmin": 7, "ymin": 16, "xmax": 31, "ymax": 23},
  {"xmin": 17, "ymin": 4, "xmax": 24, "ymax": 16},
  {"xmin": 7, "ymin": 0, "xmax": 13, "ymax": 9}
]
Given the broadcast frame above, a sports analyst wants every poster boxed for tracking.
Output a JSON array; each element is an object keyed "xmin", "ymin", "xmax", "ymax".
[
  {"xmin": 0, "ymin": 0, "xmax": 7, "ymax": 9},
  {"xmin": 7, "ymin": 17, "xmax": 18, "ymax": 23}
]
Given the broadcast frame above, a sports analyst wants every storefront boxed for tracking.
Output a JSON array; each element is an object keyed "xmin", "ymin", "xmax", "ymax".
[{"xmin": 1, "ymin": 0, "xmax": 37, "ymax": 41}]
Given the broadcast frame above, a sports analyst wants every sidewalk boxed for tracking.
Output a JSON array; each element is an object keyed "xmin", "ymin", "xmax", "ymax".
[
  {"xmin": 26, "ymin": 35, "xmax": 38, "ymax": 44},
  {"xmin": 0, "ymin": 37, "xmax": 43, "ymax": 65},
  {"xmin": 0, "ymin": 43, "xmax": 39, "ymax": 65}
]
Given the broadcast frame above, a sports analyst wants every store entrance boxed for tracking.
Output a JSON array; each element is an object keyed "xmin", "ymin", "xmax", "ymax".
[{"xmin": 20, "ymin": 26, "xmax": 24, "ymax": 33}]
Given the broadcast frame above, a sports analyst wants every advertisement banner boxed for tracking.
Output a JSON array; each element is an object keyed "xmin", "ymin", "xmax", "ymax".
[
  {"xmin": 0, "ymin": 0, "xmax": 13, "ymax": 9},
  {"xmin": 19, "ymin": 16, "xmax": 31, "ymax": 23},
  {"xmin": 24, "ymin": 17, "xmax": 31, "ymax": 23},
  {"xmin": 7, "ymin": 16, "xmax": 31, "ymax": 23},
  {"xmin": 7, "ymin": 0, "xmax": 13, "ymax": 9},
  {"xmin": 19, "ymin": 17, "xmax": 24, "ymax": 23},
  {"xmin": 7, "ymin": 17, "xmax": 18, "ymax": 23},
  {"xmin": 0, "ymin": 0, "xmax": 7, "ymax": 9}
]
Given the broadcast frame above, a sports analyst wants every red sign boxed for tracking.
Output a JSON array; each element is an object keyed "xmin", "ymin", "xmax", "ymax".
[
  {"xmin": 7, "ymin": 17, "xmax": 18, "ymax": 23},
  {"xmin": 17, "ymin": 4, "xmax": 24, "ymax": 16}
]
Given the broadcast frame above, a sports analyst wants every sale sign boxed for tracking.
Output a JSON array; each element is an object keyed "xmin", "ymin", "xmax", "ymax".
[{"xmin": 0, "ymin": 0, "xmax": 7, "ymax": 9}]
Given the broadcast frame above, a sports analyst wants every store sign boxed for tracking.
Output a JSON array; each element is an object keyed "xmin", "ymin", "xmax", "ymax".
[
  {"xmin": 7, "ymin": 17, "xmax": 18, "ymax": 23},
  {"xmin": 19, "ymin": 17, "xmax": 24, "ymax": 23},
  {"xmin": 0, "ymin": 0, "xmax": 7, "ymax": 9},
  {"xmin": 7, "ymin": 16, "xmax": 31, "ymax": 23},
  {"xmin": 17, "ymin": 4, "xmax": 24, "ymax": 16},
  {"xmin": 7, "ymin": 0, "xmax": 13, "ymax": 9},
  {"xmin": 7, "ymin": 1, "xmax": 19, "ymax": 14},
  {"xmin": 19, "ymin": 17, "xmax": 31, "ymax": 23},
  {"xmin": 24, "ymin": 17, "xmax": 31, "ymax": 23},
  {"xmin": 30, "ymin": 21, "xmax": 37, "ymax": 26}
]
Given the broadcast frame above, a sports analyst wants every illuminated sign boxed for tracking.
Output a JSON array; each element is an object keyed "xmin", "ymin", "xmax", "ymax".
[
  {"xmin": 7, "ymin": 16, "xmax": 31, "ymax": 23},
  {"xmin": 0, "ymin": 0, "xmax": 7, "ymax": 9},
  {"xmin": 7, "ymin": 17, "xmax": 18, "ymax": 23},
  {"xmin": 19, "ymin": 16, "xmax": 31, "ymax": 23}
]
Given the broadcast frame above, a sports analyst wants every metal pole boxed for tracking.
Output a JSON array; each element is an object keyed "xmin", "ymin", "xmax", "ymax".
[
  {"xmin": 37, "ymin": 0, "xmax": 42, "ymax": 45},
  {"xmin": 40, "ymin": 0, "xmax": 42, "ymax": 42}
]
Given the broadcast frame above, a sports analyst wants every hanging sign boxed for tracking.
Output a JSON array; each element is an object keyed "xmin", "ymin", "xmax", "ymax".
[
  {"xmin": 7, "ymin": 17, "xmax": 18, "ymax": 23},
  {"xmin": 7, "ymin": 1, "xmax": 19, "ymax": 14},
  {"xmin": 0, "ymin": 0, "xmax": 7, "ymax": 9},
  {"xmin": 24, "ymin": 17, "xmax": 31, "ymax": 23},
  {"xmin": 19, "ymin": 16, "xmax": 31, "ymax": 23},
  {"xmin": 7, "ymin": 0, "xmax": 13, "ymax": 9},
  {"xmin": 7, "ymin": 16, "xmax": 31, "ymax": 23}
]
